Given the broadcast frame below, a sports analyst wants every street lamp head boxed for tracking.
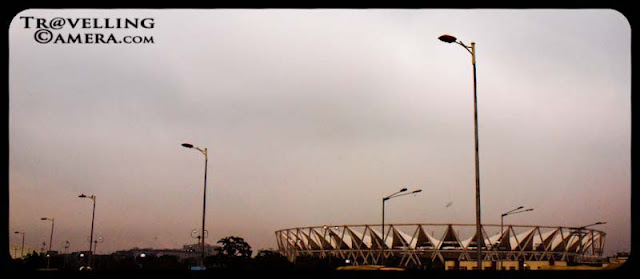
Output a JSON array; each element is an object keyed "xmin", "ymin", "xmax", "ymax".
[
  {"xmin": 181, "ymin": 143, "xmax": 194, "ymax": 148},
  {"xmin": 79, "ymin": 194, "xmax": 87, "ymax": 198},
  {"xmin": 438, "ymin": 34, "xmax": 457, "ymax": 43},
  {"xmin": 516, "ymin": 206, "xmax": 524, "ymax": 210},
  {"xmin": 413, "ymin": 189, "xmax": 422, "ymax": 193},
  {"xmin": 400, "ymin": 188, "xmax": 407, "ymax": 192},
  {"xmin": 41, "ymin": 217, "xmax": 48, "ymax": 220},
  {"xmin": 596, "ymin": 222, "xmax": 606, "ymax": 225},
  {"xmin": 525, "ymin": 208, "xmax": 534, "ymax": 212}
]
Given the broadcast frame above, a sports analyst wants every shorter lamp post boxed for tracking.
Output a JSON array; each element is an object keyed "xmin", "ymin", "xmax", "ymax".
[
  {"xmin": 381, "ymin": 187, "xmax": 422, "ymax": 264},
  {"xmin": 41, "ymin": 217, "xmax": 55, "ymax": 269},
  {"xmin": 78, "ymin": 253, "xmax": 91, "ymax": 271},
  {"xmin": 135, "ymin": 253, "xmax": 147, "ymax": 269},
  {"xmin": 88, "ymin": 236, "xmax": 104, "ymax": 270},
  {"xmin": 63, "ymin": 241, "xmax": 70, "ymax": 254},
  {"xmin": 63, "ymin": 241, "xmax": 70, "ymax": 269},
  {"xmin": 92, "ymin": 236, "xmax": 104, "ymax": 255},
  {"xmin": 14, "ymin": 231, "xmax": 25, "ymax": 258},
  {"xmin": 190, "ymin": 228, "xmax": 208, "ymax": 266},
  {"xmin": 498, "ymin": 207, "xmax": 533, "ymax": 270},
  {"xmin": 322, "ymin": 226, "xmax": 340, "ymax": 263}
]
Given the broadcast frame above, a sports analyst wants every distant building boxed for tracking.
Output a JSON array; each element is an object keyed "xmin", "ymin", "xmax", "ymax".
[
  {"xmin": 606, "ymin": 251, "xmax": 628, "ymax": 265},
  {"xmin": 182, "ymin": 243, "xmax": 218, "ymax": 256},
  {"xmin": 112, "ymin": 243, "xmax": 220, "ymax": 261}
]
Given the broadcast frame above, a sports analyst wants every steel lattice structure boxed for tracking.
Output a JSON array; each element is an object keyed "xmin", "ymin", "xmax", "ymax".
[{"xmin": 275, "ymin": 223, "xmax": 606, "ymax": 267}]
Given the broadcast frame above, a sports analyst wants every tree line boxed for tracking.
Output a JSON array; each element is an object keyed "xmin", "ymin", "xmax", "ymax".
[{"xmin": 5, "ymin": 235, "xmax": 356, "ymax": 271}]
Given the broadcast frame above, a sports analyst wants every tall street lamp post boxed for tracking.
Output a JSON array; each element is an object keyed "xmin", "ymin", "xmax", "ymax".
[
  {"xmin": 498, "ymin": 206, "xmax": 533, "ymax": 269},
  {"xmin": 438, "ymin": 33, "xmax": 482, "ymax": 270},
  {"xmin": 381, "ymin": 187, "xmax": 422, "ymax": 265},
  {"xmin": 182, "ymin": 142, "xmax": 209, "ymax": 270},
  {"xmin": 79, "ymin": 193, "xmax": 97, "ymax": 269},
  {"xmin": 40, "ymin": 217, "xmax": 55, "ymax": 269},
  {"xmin": 14, "ymin": 231, "xmax": 25, "ymax": 258}
]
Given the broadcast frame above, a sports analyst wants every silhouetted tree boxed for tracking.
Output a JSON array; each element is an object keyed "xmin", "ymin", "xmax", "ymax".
[
  {"xmin": 137, "ymin": 254, "xmax": 157, "ymax": 269},
  {"xmin": 216, "ymin": 236, "xmax": 252, "ymax": 258},
  {"xmin": 254, "ymin": 250, "xmax": 292, "ymax": 270},
  {"xmin": 7, "ymin": 252, "xmax": 23, "ymax": 270},
  {"xmin": 294, "ymin": 254, "xmax": 331, "ymax": 270},
  {"xmin": 210, "ymin": 236, "xmax": 253, "ymax": 269},
  {"xmin": 153, "ymin": 255, "xmax": 184, "ymax": 270},
  {"xmin": 23, "ymin": 251, "xmax": 45, "ymax": 270}
]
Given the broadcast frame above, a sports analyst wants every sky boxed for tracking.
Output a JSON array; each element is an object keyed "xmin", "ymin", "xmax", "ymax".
[{"xmin": 8, "ymin": 9, "xmax": 630, "ymax": 257}]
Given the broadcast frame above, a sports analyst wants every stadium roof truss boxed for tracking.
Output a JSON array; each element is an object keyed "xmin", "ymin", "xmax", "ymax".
[{"xmin": 275, "ymin": 224, "xmax": 606, "ymax": 267}]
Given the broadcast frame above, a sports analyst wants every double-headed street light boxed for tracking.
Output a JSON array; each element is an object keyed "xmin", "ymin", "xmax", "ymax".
[
  {"xmin": 498, "ymin": 206, "xmax": 534, "ymax": 269},
  {"xmin": 14, "ymin": 231, "xmax": 25, "ymax": 258},
  {"xmin": 570, "ymin": 221, "xmax": 606, "ymax": 260},
  {"xmin": 322, "ymin": 225, "xmax": 340, "ymax": 262},
  {"xmin": 92, "ymin": 236, "xmax": 104, "ymax": 255},
  {"xmin": 40, "ymin": 217, "xmax": 55, "ymax": 269},
  {"xmin": 190, "ymin": 228, "xmax": 208, "ymax": 258},
  {"xmin": 438, "ymin": 33, "xmax": 483, "ymax": 269},
  {"xmin": 182, "ymin": 142, "xmax": 209, "ymax": 270},
  {"xmin": 63, "ymin": 240, "xmax": 71, "ymax": 254},
  {"xmin": 79, "ymin": 193, "xmax": 97, "ymax": 269},
  {"xmin": 63, "ymin": 241, "xmax": 71, "ymax": 269},
  {"xmin": 381, "ymin": 187, "xmax": 422, "ymax": 264},
  {"xmin": 570, "ymin": 221, "xmax": 606, "ymax": 230},
  {"xmin": 501, "ymin": 207, "xmax": 534, "ymax": 239}
]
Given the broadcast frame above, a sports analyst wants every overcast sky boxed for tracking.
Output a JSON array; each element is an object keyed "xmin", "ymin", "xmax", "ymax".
[{"xmin": 9, "ymin": 9, "xmax": 630, "ymax": 257}]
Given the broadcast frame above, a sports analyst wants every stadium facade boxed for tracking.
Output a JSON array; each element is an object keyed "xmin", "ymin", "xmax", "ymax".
[{"xmin": 275, "ymin": 223, "xmax": 606, "ymax": 270}]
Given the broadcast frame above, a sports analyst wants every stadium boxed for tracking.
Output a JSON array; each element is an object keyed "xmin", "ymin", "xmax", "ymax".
[{"xmin": 275, "ymin": 223, "xmax": 606, "ymax": 270}]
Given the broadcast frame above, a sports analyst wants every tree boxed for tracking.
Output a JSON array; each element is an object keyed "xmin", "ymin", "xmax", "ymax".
[
  {"xmin": 23, "ymin": 250, "xmax": 45, "ymax": 270},
  {"xmin": 216, "ymin": 236, "xmax": 252, "ymax": 258},
  {"xmin": 210, "ymin": 236, "xmax": 253, "ymax": 269},
  {"xmin": 293, "ymin": 254, "xmax": 329, "ymax": 270},
  {"xmin": 254, "ymin": 250, "xmax": 292, "ymax": 270}
]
